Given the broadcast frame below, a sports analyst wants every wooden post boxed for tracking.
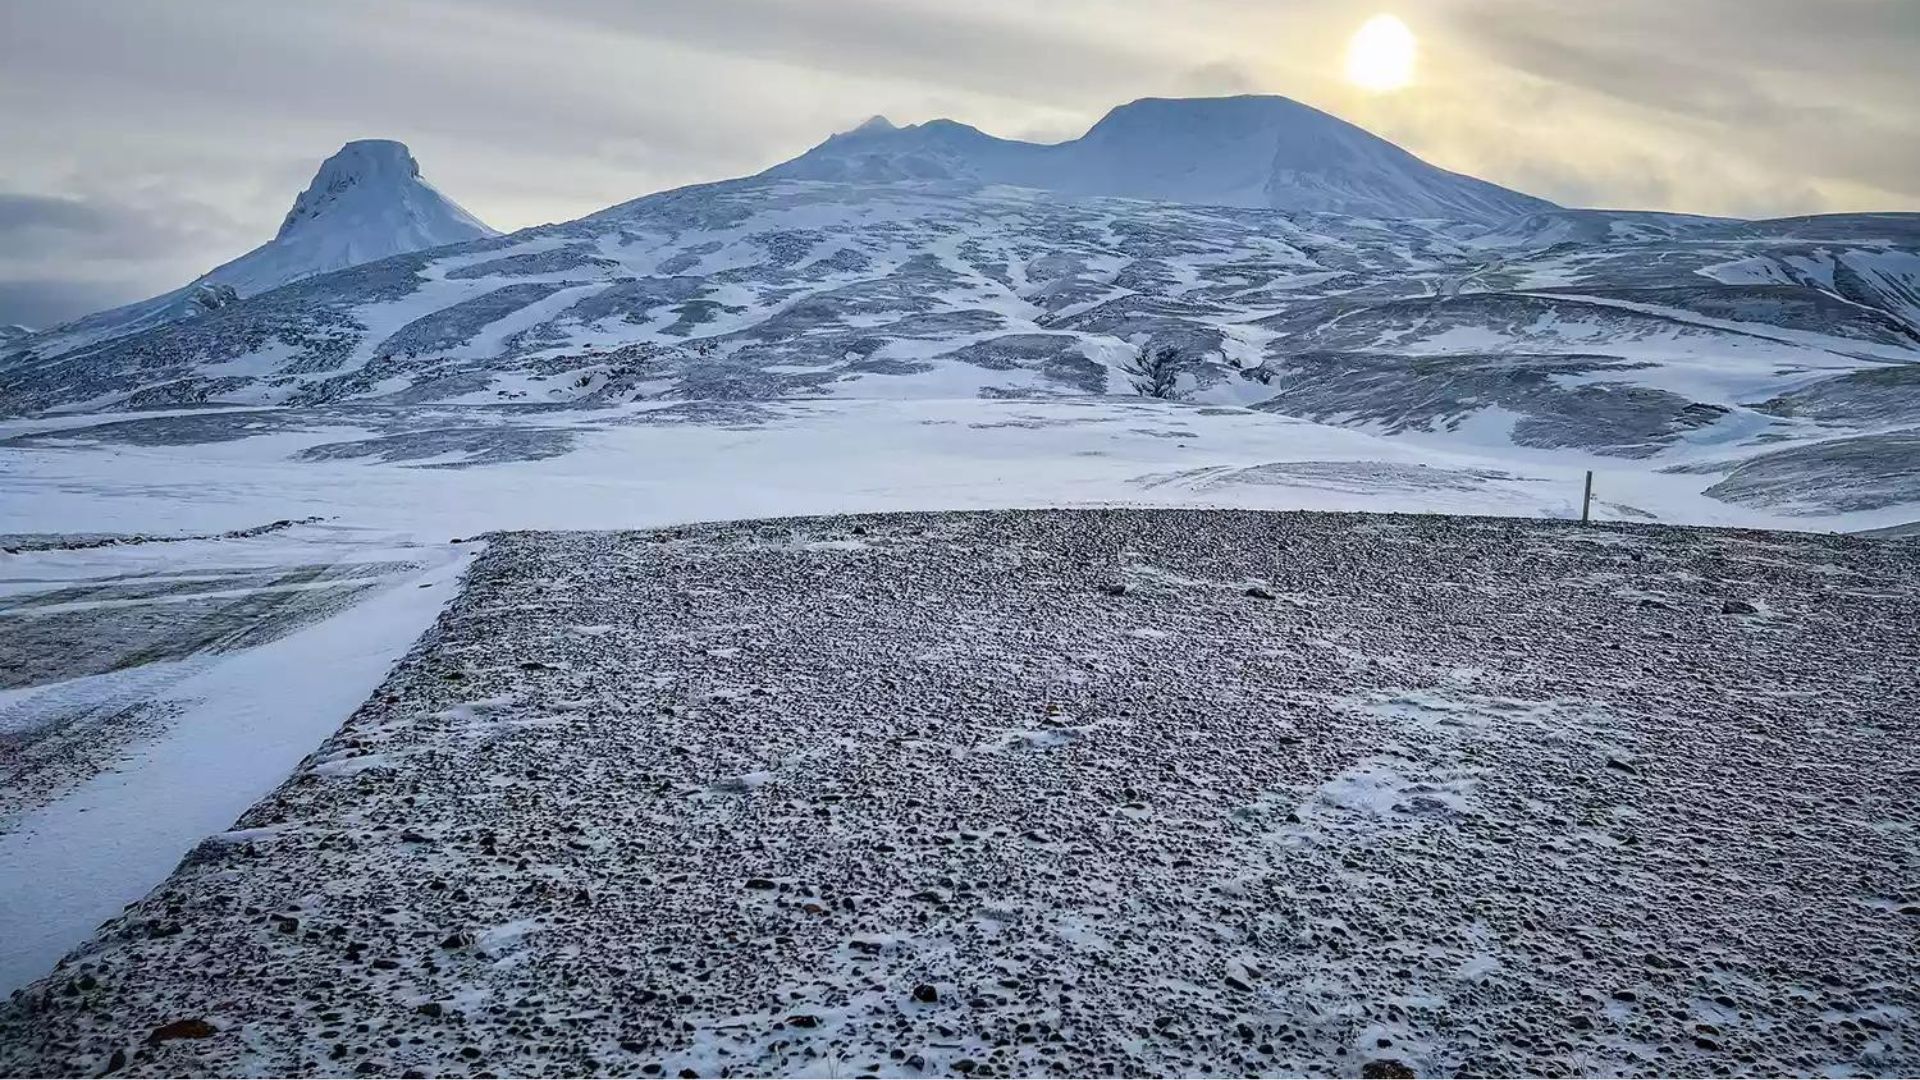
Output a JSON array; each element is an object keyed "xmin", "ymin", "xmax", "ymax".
[{"xmin": 1581, "ymin": 470, "xmax": 1594, "ymax": 523}]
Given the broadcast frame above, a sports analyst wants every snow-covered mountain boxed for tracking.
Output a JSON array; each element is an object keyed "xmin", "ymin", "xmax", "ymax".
[
  {"xmin": 2, "ymin": 97, "xmax": 1915, "ymax": 518},
  {"xmin": 19, "ymin": 140, "xmax": 494, "ymax": 356},
  {"xmin": 764, "ymin": 96, "xmax": 1555, "ymax": 224},
  {"xmin": 228, "ymin": 139, "xmax": 497, "ymax": 294},
  {"xmin": 0, "ymin": 325, "xmax": 30, "ymax": 347}
]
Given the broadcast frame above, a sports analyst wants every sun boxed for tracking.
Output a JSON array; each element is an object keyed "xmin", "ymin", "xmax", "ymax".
[{"xmin": 1345, "ymin": 13, "xmax": 1417, "ymax": 92}]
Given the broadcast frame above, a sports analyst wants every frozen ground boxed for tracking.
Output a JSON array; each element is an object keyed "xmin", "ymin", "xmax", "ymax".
[{"xmin": 1, "ymin": 509, "xmax": 1914, "ymax": 1077}]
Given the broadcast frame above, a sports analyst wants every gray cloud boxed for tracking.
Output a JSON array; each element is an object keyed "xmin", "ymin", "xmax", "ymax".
[
  {"xmin": 1450, "ymin": 0, "xmax": 1920, "ymax": 199},
  {"xmin": 0, "ymin": 192, "xmax": 242, "ymax": 257},
  {"xmin": 0, "ymin": 279, "xmax": 148, "ymax": 329}
]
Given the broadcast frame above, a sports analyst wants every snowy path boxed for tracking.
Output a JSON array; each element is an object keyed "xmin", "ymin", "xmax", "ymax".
[{"xmin": 0, "ymin": 539, "xmax": 474, "ymax": 993}]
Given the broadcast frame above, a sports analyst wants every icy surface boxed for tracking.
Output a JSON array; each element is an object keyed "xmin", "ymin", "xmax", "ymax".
[
  {"xmin": 3, "ymin": 398, "xmax": 1906, "ymax": 537},
  {"xmin": 2, "ymin": 510, "xmax": 1914, "ymax": 1077}
]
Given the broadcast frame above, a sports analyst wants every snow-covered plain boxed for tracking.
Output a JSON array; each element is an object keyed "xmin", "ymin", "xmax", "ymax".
[{"xmin": 5, "ymin": 398, "xmax": 1906, "ymax": 541}]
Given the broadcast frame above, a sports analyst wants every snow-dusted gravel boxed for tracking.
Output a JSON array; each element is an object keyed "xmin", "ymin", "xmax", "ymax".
[{"xmin": 2, "ymin": 510, "xmax": 1915, "ymax": 1078}]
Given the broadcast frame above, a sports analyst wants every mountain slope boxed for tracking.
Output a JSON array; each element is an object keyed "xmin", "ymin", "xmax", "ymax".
[
  {"xmin": 763, "ymin": 95, "xmax": 1556, "ymax": 224},
  {"xmin": 19, "ymin": 140, "xmax": 495, "ymax": 357},
  {"xmin": 3, "ymin": 100, "xmax": 1915, "ymax": 519}
]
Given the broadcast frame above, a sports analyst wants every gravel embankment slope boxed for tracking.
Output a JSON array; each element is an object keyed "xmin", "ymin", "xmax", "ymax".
[{"xmin": 2, "ymin": 510, "xmax": 1915, "ymax": 1077}]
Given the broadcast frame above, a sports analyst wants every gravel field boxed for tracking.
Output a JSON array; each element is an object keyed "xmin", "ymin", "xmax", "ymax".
[{"xmin": 2, "ymin": 509, "xmax": 1915, "ymax": 1078}]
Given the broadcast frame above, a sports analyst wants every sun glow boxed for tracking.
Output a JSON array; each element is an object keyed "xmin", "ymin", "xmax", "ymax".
[{"xmin": 1345, "ymin": 14, "xmax": 1417, "ymax": 92}]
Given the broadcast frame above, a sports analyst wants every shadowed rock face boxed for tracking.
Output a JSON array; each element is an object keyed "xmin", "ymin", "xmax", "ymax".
[
  {"xmin": 1703, "ymin": 429, "xmax": 1920, "ymax": 513},
  {"xmin": 1757, "ymin": 363, "xmax": 1920, "ymax": 427},
  {"xmin": 1250, "ymin": 351, "xmax": 1728, "ymax": 456},
  {"xmin": 3, "ymin": 509, "xmax": 1914, "ymax": 1078}
]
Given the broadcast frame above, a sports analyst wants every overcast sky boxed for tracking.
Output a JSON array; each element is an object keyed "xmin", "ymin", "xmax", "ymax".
[{"xmin": 2, "ymin": 0, "xmax": 1915, "ymax": 327}]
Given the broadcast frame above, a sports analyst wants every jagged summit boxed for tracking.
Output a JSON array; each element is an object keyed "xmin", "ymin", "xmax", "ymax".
[
  {"xmin": 231, "ymin": 139, "xmax": 496, "ymax": 293},
  {"xmin": 766, "ymin": 93, "xmax": 1553, "ymax": 223},
  {"xmin": 278, "ymin": 139, "xmax": 429, "ymax": 235},
  {"xmin": 26, "ymin": 140, "xmax": 497, "ymax": 355}
]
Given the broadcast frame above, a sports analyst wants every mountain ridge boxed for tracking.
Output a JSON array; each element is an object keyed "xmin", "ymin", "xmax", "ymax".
[{"xmin": 762, "ymin": 94, "xmax": 1556, "ymax": 224}]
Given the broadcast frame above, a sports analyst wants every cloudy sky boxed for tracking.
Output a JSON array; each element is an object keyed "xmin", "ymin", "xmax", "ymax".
[{"xmin": 2, "ymin": 0, "xmax": 1914, "ymax": 326}]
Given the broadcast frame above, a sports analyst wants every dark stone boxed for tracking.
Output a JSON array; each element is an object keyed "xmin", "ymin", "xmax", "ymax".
[
  {"xmin": 416, "ymin": 1003, "xmax": 443, "ymax": 1018},
  {"xmin": 1224, "ymin": 975, "xmax": 1254, "ymax": 993},
  {"xmin": 1244, "ymin": 586, "xmax": 1276, "ymax": 600},
  {"xmin": 1100, "ymin": 582, "xmax": 1128, "ymax": 596},
  {"xmin": 441, "ymin": 931, "xmax": 475, "ymax": 950},
  {"xmin": 912, "ymin": 983, "xmax": 939, "ymax": 1003},
  {"xmin": 786, "ymin": 1014, "xmax": 820, "ymax": 1028},
  {"xmin": 99, "ymin": 1048, "xmax": 127, "ymax": 1075},
  {"xmin": 745, "ymin": 878, "xmax": 777, "ymax": 890},
  {"xmin": 147, "ymin": 1018, "xmax": 217, "ymax": 1044},
  {"xmin": 1721, "ymin": 599, "xmax": 1759, "ymax": 615},
  {"xmin": 1361, "ymin": 1060, "xmax": 1416, "ymax": 1079}
]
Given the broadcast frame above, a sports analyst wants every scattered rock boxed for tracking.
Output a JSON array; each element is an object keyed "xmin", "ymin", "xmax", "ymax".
[
  {"xmin": 1361, "ymin": 1060, "xmax": 1416, "ymax": 1079},
  {"xmin": 1721, "ymin": 599, "xmax": 1759, "ymax": 616},
  {"xmin": 1245, "ymin": 586, "xmax": 1276, "ymax": 600}
]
